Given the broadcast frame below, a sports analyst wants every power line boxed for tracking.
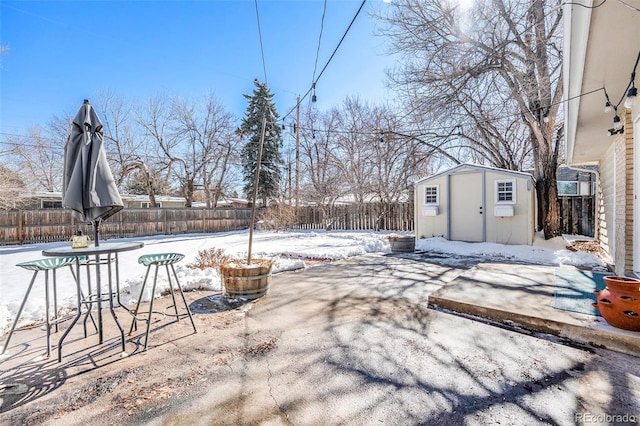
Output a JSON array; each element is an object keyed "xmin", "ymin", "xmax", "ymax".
[
  {"xmin": 311, "ymin": 0, "xmax": 328, "ymax": 85},
  {"xmin": 312, "ymin": 0, "xmax": 367, "ymax": 92},
  {"xmin": 281, "ymin": 0, "xmax": 368, "ymax": 123},
  {"xmin": 0, "ymin": 86, "xmax": 606, "ymax": 147},
  {"xmin": 254, "ymin": 0, "xmax": 268, "ymax": 84}
]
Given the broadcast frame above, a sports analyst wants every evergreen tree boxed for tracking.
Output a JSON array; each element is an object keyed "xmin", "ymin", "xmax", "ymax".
[{"xmin": 239, "ymin": 80, "xmax": 283, "ymax": 205}]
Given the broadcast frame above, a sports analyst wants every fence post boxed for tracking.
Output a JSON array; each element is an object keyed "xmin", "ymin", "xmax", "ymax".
[
  {"xmin": 163, "ymin": 209, "xmax": 168, "ymax": 234},
  {"xmin": 17, "ymin": 210, "xmax": 24, "ymax": 245}
]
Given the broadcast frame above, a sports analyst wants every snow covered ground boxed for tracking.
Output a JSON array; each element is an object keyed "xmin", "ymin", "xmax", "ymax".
[{"xmin": 0, "ymin": 230, "xmax": 605, "ymax": 334}]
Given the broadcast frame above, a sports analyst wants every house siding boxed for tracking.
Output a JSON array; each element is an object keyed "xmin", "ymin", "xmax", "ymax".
[
  {"xmin": 598, "ymin": 143, "xmax": 615, "ymax": 261},
  {"xmin": 597, "ymin": 110, "xmax": 636, "ymax": 275},
  {"xmin": 624, "ymin": 110, "xmax": 635, "ymax": 273},
  {"xmin": 614, "ymin": 134, "xmax": 628, "ymax": 275}
]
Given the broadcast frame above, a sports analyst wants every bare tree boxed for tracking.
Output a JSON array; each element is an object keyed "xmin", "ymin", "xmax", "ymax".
[
  {"xmin": 98, "ymin": 92, "xmax": 168, "ymax": 207},
  {"xmin": 0, "ymin": 166, "xmax": 28, "ymax": 210},
  {"xmin": 136, "ymin": 95, "xmax": 177, "ymax": 205},
  {"xmin": 379, "ymin": 0, "xmax": 563, "ymax": 238},
  {"xmin": 143, "ymin": 94, "xmax": 237, "ymax": 207},
  {"xmin": 194, "ymin": 96, "xmax": 238, "ymax": 208},
  {"xmin": 7, "ymin": 126, "xmax": 65, "ymax": 192},
  {"xmin": 331, "ymin": 97, "xmax": 378, "ymax": 205},
  {"xmin": 299, "ymin": 107, "xmax": 347, "ymax": 207}
]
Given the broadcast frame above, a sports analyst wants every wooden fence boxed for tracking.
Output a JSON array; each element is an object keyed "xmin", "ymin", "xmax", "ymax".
[
  {"xmin": 1, "ymin": 197, "xmax": 589, "ymax": 245},
  {"xmin": 557, "ymin": 196, "xmax": 595, "ymax": 237},
  {"xmin": 293, "ymin": 203, "xmax": 414, "ymax": 231},
  {"xmin": 0, "ymin": 208, "xmax": 252, "ymax": 245}
]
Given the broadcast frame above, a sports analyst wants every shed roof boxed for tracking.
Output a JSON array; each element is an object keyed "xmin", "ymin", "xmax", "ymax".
[{"xmin": 414, "ymin": 163, "xmax": 535, "ymax": 185}]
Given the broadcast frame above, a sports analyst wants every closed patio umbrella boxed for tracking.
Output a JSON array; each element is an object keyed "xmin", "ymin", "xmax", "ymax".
[{"xmin": 62, "ymin": 99, "xmax": 123, "ymax": 246}]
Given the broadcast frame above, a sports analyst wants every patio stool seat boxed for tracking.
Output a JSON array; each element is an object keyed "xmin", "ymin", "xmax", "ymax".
[
  {"xmin": 128, "ymin": 253, "xmax": 197, "ymax": 351},
  {"xmin": 1, "ymin": 256, "xmax": 86, "ymax": 358}
]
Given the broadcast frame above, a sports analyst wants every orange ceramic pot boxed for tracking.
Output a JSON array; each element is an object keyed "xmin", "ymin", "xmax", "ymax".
[{"xmin": 593, "ymin": 276, "xmax": 640, "ymax": 331}]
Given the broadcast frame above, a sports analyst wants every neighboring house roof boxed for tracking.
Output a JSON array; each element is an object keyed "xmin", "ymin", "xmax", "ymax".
[
  {"xmin": 564, "ymin": 0, "xmax": 640, "ymax": 165},
  {"xmin": 414, "ymin": 163, "xmax": 535, "ymax": 186},
  {"xmin": 332, "ymin": 192, "xmax": 410, "ymax": 204}
]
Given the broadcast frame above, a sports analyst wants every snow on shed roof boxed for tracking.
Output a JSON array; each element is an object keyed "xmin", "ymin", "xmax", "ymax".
[{"xmin": 413, "ymin": 163, "xmax": 535, "ymax": 185}]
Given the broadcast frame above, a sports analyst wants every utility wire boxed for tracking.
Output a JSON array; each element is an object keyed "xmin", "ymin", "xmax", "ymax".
[
  {"xmin": 281, "ymin": 0, "xmax": 368, "ymax": 122},
  {"xmin": 312, "ymin": 0, "xmax": 367, "ymax": 91},
  {"xmin": 311, "ymin": 0, "xmax": 328, "ymax": 85},
  {"xmin": 0, "ymin": 87, "xmax": 606, "ymax": 147},
  {"xmin": 254, "ymin": 0, "xmax": 268, "ymax": 84}
]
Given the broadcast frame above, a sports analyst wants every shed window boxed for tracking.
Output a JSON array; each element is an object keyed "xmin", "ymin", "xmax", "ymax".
[
  {"xmin": 495, "ymin": 179, "xmax": 516, "ymax": 204},
  {"xmin": 424, "ymin": 185, "xmax": 439, "ymax": 205}
]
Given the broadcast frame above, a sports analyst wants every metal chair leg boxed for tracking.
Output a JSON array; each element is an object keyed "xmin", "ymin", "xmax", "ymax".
[
  {"xmin": 1, "ymin": 271, "xmax": 39, "ymax": 355},
  {"xmin": 130, "ymin": 253, "xmax": 197, "ymax": 351},
  {"xmin": 142, "ymin": 265, "xmax": 161, "ymax": 351},
  {"xmin": 129, "ymin": 265, "xmax": 152, "ymax": 335},
  {"xmin": 170, "ymin": 264, "xmax": 197, "ymax": 333},
  {"xmin": 165, "ymin": 264, "xmax": 180, "ymax": 320},
  {"xmin": 52, "ymin": 269, "xmax": 58, "ymax": 333}
]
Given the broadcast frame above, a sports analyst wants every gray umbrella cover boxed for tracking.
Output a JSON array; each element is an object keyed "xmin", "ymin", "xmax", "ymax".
[{"xmin": 62, "ymin": 100, "xmax": 123, "ymax": 223}]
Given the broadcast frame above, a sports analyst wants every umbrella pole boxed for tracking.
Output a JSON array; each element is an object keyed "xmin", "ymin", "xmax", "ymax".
[{"xmin": 93, "ymin": 219, "xmax": 100, "ymax": 247}]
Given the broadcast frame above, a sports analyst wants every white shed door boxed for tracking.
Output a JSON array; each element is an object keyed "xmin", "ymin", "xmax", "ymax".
[{"xmin": 450, "ymin": 172, "xmax": 484, "ymax": 242}]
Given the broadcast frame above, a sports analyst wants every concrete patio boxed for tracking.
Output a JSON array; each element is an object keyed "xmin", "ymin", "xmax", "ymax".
[{"xmin": 1, "ymin": 253, "xmax": 639, "ymax": 425}]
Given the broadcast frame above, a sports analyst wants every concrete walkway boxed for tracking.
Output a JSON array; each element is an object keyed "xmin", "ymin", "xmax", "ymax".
[
  {"xmin": 426, "ymin": 260, "xmax": 640, "ymax": 357},
  {"xmin": 1, "ymin": 253, "xmax": 639, "ymax": 425}
]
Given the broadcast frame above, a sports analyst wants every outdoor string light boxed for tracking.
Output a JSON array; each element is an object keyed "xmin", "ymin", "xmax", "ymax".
[
  {"xmin": 603, "ymin": 50, "xmax": 640, "ymax": 135},
  {"xmin": 613, "ymin": 114, "xmax": 622, "ymax": 129},
  {"xmin": 624, "ymin": 83, "xmax": 637, "ymax": 109}
]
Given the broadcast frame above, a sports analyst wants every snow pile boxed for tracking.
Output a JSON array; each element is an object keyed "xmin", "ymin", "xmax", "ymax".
[{"xmin": 416, "ymin": 233, "xmax": 605, "ymax": 268}]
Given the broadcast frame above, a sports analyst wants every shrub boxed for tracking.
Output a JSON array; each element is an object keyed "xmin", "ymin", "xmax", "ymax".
[
  {"xmin": 257, "ymin": 204, "xmax": 297, "ymax": 231},
  {"xmin": 187, "ymin": 247, "xmax": 230, "ymax": 270}
]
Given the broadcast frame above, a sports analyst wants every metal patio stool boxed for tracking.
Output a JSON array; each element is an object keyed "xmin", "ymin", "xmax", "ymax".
[
  {"xmin": 128, "ymin": 253, "xmax": 197, "ymax": 351},
  {"xmin": 1, "ymin": 256, "xmax": 88, "ymax": 358}
]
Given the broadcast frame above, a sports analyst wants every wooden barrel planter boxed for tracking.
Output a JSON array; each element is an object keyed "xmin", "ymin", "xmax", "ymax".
[
  {"xmin": 220, "ymin": 259, "xmax": 274, "ymax": 300},
  {"xmin": 593, "ymin": 276, "xmax": 640, "ymax": 331},
  {"xmin": 388, "ymin": 235, "xmax": 416, "ymax": 253}
]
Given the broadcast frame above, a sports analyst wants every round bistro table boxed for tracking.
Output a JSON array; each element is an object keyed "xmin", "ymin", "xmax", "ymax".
[{"xmin": 42, "ymin": 241, "xmax": 144, "ymax": 361}]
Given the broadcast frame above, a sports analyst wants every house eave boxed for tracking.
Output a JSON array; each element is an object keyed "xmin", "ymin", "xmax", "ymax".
[{"xmin": 564, "ymin": 0, "xmax": 640, "ymax": 165}]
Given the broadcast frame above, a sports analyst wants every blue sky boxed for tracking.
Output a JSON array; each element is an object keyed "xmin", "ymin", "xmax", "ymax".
[{"xmin": 0, "ymin": 0, "xmax": 397, "ymax": 137}]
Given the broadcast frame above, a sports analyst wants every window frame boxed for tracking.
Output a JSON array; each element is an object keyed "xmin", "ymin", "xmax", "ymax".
[
  {"xmin": 495, "ymin": 179, "xmax": 516, "ymax": 204},
  {"xmin": 424, "ymin": 184, "xmax": 439, "ymax": 205},
  {"xmin": 557, "ymin": 181, "xmax": 580, "ymax": 196}
]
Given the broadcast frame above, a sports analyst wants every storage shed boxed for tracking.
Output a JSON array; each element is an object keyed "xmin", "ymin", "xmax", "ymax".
[{"xmin": 414, "ymin": 164, "xmax": 536, "ymax": 245}]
